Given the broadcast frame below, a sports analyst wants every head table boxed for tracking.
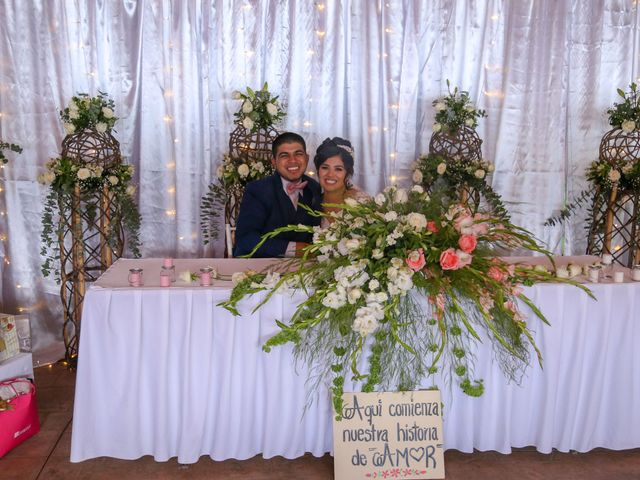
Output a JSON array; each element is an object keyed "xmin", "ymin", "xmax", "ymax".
[{"xmin": 70, "ymin": 257, "xmax": 640, "ymax": 463}]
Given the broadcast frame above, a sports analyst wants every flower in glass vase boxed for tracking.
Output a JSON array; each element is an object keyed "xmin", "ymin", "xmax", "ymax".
[
  {"xmin": 232, "ymin": 82, "xmax": 286, "ymax": 133},
  {"xmin": 432, "ymin": 80, "xmax": 486, "ymax": 134},
  {"xmin": 60, "ymin": 91, "xmax": 118, "ymax": 134}
]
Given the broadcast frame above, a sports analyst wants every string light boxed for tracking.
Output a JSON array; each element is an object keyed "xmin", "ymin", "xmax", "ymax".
[
  {"xmin": 163, "ymin": 115, "xmax": 172, "ymax": 122},
  {"xmin": 491, "ymin": 13, "xmax": 500, "ymax": 21},
  {"xmin": 316, "ymin": 3, "xmax": 325, "ymax": 11},
  {"xmin": 303, "ymin": 121, "xmax": 313, "ymax": 127},
  {"xmin": 166, "ymin": 209, "xmax": 176, "ymax": 216},
  {"xmin": 315, "ymin": 30, "xmax": 326, "ymax": 37},
  {"xmin": 385, "ymin": 28, "xmax": 393, "ymax": 34},
  {"xmin": 166, "ymin": 162, "xmax": 176, "ymax": 169},
  {"xmin": 167, "ymin": 187, "xmax": 176, "ymax": 193}
]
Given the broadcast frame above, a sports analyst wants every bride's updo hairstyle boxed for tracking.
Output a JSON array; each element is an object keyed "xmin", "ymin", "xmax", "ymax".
[{"xmin": 313, "ymin": 137, "xmax": 355, "ymax": 187}]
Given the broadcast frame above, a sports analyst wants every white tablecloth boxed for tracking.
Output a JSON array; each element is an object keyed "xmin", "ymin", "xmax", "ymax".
[{"xmin": 71, "ymin": 258, "xmax": 640, "ymax": 463}]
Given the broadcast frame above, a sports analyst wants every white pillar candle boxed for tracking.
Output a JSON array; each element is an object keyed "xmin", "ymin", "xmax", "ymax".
[
  {"xmin": 632, "ymin": 267, "xmax": 640, "ymax": 281},
  {"xmin": 588, "ymin": 268, "xmax": 600, "ymax": 283},
  {"xmin": 613, "ymin": 271, "xmax": 624, "ymax": 283}
]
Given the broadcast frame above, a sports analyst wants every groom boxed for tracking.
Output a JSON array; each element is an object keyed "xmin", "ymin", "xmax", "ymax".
[{"xmin": 234, "ymin": 132, "xmax": 322, "ymax": 257}]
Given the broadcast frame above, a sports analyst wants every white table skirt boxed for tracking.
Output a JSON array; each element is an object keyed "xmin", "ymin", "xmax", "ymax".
[{"xmin": 71, "ymin": 258, "xmax": 640, "ymax": 463}]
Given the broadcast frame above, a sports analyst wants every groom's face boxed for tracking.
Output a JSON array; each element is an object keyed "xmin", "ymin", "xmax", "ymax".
[{"xmin": 272, "ymin": 141, "xmax": 309, "ymax": 182}]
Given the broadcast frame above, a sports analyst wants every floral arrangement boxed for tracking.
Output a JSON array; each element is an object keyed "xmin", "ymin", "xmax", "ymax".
[
  {"xmin": 607, "ymin": 83, "xmax": 639, "ymax": 132},
  {"xmin": 40, "ymin": 156, "xmax": 141, "ymax": 277},
  {"xmin": 200, "ymin": 153, "xmax": 275, "ymax": 243},
  {"xmin": 413, "ymin": 154, "xmax": 508, "ymax": 219},
  {"xmin": 232, "ymin": 82, "xmax": 286, "ymax": 133},
  {"xmin": 221, "ymin": 185, "xmax": 590, "ymax": 417},
  {"xmin": 0, "ymin": 140, "xmax": 22, "ymax": 164},
  {"xmin": 60, "ymin": 91, "xmax": 117, "ymax": 135},
  {"xmin": 432, "ymin": 80, "xmax": 486, "ymax": 134}
]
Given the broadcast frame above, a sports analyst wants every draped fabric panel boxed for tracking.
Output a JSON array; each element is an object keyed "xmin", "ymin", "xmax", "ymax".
[{"xmin": 0, "ymin": 0, "xmax": 638, "ymax": 362}]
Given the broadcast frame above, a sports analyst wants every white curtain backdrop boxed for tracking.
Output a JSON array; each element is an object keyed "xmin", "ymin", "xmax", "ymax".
[{"xmin": 0, "ymin": 0, "xmax": 638, "ymax": 363}]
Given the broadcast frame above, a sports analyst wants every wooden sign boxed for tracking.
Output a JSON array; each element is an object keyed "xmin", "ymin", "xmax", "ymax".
[{"xmin": 333, "ymin": 390, "xmax": 444, "ymax": 480}]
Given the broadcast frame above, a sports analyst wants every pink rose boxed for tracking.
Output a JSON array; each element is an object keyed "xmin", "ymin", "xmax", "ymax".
[
  {"xmin": 406, "ymin": 248, "xmax": 426, "ymax": 272},
  {"xmin": 488, "ymin": 265, "xmax": 507, "ymax": 282},
  {"xmin": 427, "ymin": 221, "xmax": 439, "ymax": 233},
  {"xmin": 458, "ymin": 234, "xmax": 477, "ymax": 253},
  {"xmin": 439, "ymin": 248, "xmax": 460, "ymax": 270}
]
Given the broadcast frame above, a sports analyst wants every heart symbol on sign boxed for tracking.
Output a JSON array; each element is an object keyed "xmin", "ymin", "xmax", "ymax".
[{"xmin": 409, "ymin": 447, "xmax": 425, "ymax": 463}]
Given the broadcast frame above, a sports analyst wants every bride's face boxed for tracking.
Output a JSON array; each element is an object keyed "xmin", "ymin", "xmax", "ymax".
[{"xmin": 318, "ymin": 155, "xmax": 347, "ymax": 194}]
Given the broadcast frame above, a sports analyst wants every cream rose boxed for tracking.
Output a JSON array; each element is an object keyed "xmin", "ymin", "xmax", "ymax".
[
  {"xmin": 95, "ymin": 122, "xmax": 107, "ymax": 133},
  {"xmin": 608, "ymin": 169, "xmax": 621, "ymax": 182},
  {"xmin": 238, "ymin": 163, "xmax": 250, "ymax": 178},
  {"xmin": 242, "ymin": 100, "xmax": 253, "ymax": 113},
  {"xmin": 406, "ymin": 212, "xmax": 427, "ymax": 230},
  {"xmin": 432, "ymin": 123, "xmax": 442, "ymax": 133},
  {"xmin": 108, "ymin": 175, "xmax": 119, "ymax": 185},
  {"xmin": 465, "ymin": 118, "xmax": 474, "ymax": 127},
  {"xmin": 102, "ymin": 107, "xmax": 114, "ymax": 119},
  {"xmin": 622, "ymin": 120, "xmax": 636, "ymax": 133},
  {"xmin": 63, "ymin": 123, "xmax": 76, "ymax": 135},
  {"xmin": 77, "ymin": 168, "xmax": 91, "ymax": 180},
  {"xmin": 434, "ymin": 101, "xmax": 446, "ymax": 111},
  {"xmin": 126, "ymin": 185, "xmax": 136, "ymax": 195},
  {"xmin": 436, "ymin": 162, "xmax": 447, "ymax": 175},
  {"xmin": 412, "ymin": 169, "xmax": 423, "ymax": 183},
  {"xmin": 266, "ymin": 103, "xmax": 278, "ymax": 115},
  {"xmin": 474, "ymin": 169, "xmax": 485, "ymax": 179},
  {"xmin": 242, "ymin": 117, "xmax": 254, "ymax": 130}
]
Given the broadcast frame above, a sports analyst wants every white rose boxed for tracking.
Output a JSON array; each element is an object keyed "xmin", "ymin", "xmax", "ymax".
[
  {"xmin": 95, "ymin": 122, "xmax": 107, "ymax": 133},
  {"xmin": 69, "ymin": 109, "xmax": 79, "ymax": 120},
  {"xmin": 77, "ymin": 168, "xmax": 91, "ymax": 180},
  {"xmin": 345, "ymin": 238, "xmax": 360, "ymax": 252},
  {"xmin": 432, "ymin": 123, "xmax": 442, "ymax": 133},
  {"xmin": 68, "ymin": 100, "xmax": 79, "ymax": 111},
  {"xmin": 390, "ymin": 257, "xmax": 404, "ymax": 269},
  {"xmin": 126, "ymin": 185, "xmax": 136, "ymax": 195},
  {"xmin": 384, "ymin": 211, "xmax": 398, "ymax": 221},
  {"xmin": 216, "ymin": 165, "xmax": 225, "ymax": 178},
  {"xmin": 238, "ymin": 163, "xmax": 250, "ymax": 178},
  {"xmin": 465, "ymin": 118, "xmax": 474, "ymax": 127},
  {"xmin": 434, "ymin": 101, "xmax": 446, "ymax": 112},
  {"xmin": 411, "ymin": 185, "xmax": 424, "ymax": 194},
  {"xmin": 254, "ymin": 162, "xmax": 265, "ymax": 173},
  {"xmin": 63, "ymin": 123, "xmax": 76, "ymax": 135},
  {"xmin": 372, "ymin": 248, "xmax": 384, "ymax": 259},
  {"xmin": 266, "ymin": 103, "xmax": 278, "ymax": 116},
  {"xmin": 44, "ymin": 171, "xmax": 56, "ymax": 184},
  {"xmin": 412, "ymin": 169, "xmax": 423, "ymax": 183},
  {"xmin": 608, "ymin": 169, "xmax": 621, "ymax": 182},
  {"xmin": 464, "ymin": 105, "xmax": 475, "ymax": 112},
  {"xmin": 102, "ymin": 107, "xmax": 114, "ymax": 119},
  {"xmin": 621, "ymin": 120, "xmax": 636, "ymax": 133},
  {"xmin": 368, "ymin": 279, "xmax": 380, "ymax": 290},
  {"xmin": 231, "ymin": 271, "xmax": 248, "ymax": 286},
  {"xmin": 394, "ymin": 188, "xmax": 408, "ymax": 203},
  {"xmin": 127, "ymin": 164, "xmax": 135, "ymax": 175},
  {"xmin": 347, "ymin": 288, "xmax": 362, "ymax": 304},
  {"xmin": 108, "ymin": 175, "xmax": 119, "ymax": 185},
  {"xmin": 474, "ymin": 169, "xmax": 485, "ymax": 179},
  {"xmin": 374, "ymin": 193, "xmax": 385, "ymax": 206},
  {"xmin": 437, "ymin": 162, "xmax": 447, "ymax": 175},
  {"xmin": 242, "ymin": 100, "xmax": 253, "ymax": 113},
  {"xmin": 487, "ymin": 163, "xmax": 495, "ymax": 173},
  {"xmin": 242, "ymin": 116, "xmax": 254, "ymax": 130},
  {"xmin": 179, "ymin": 270, "xmax": 195, "ymax": 283},
  {"xmin": 232, "ymin": 90, "xmax": 242, "ymax": 100},
  {"xmin": 92, "ymin": 166, "xmax": 103, "ymax": 177},
  {"xmin": 406, "ymin": 212, "xmax": 427, "ymax": 230}
]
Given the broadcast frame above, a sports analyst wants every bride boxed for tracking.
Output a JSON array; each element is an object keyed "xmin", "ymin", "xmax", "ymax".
[{"xmin": 313, "ymin": 137, "xmax": 369, "ymax": 227}]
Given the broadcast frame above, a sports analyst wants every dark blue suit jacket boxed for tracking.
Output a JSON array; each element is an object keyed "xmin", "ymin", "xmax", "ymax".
[{"xmin": 234, "ymin": 174, "xmax": 322, "ymax": 257}]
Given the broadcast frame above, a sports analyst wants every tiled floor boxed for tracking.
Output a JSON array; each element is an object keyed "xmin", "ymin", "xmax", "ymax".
[{"xmin": 2, "ymin": 362, "xmax": 639, "ymax": 479}]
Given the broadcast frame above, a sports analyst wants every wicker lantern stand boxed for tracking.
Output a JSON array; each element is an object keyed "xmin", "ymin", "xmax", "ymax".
[
  {"xmin": 58, "ymin": 129, "xmax": 125, "ymax": 366},
  {"xmin": 586, "ymin": 128, "xmax": 640, "ymax": 267}
]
